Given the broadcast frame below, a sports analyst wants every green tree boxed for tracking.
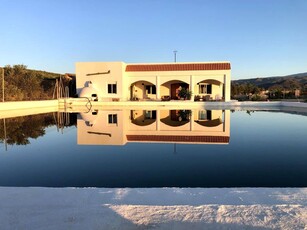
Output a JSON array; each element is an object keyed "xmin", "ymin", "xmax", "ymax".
[{"xmin": 1, "ymin": 64, "xmax": 60, "ymax": 101}]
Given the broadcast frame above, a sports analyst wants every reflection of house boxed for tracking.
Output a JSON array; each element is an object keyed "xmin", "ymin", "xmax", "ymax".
[
  {"xmin": 77, "ymin": 109, "xmax": 230, "ymax": 145},
  {"xmin": 76, "ymin": 62, "xmax": 231, "ymax": 102}
]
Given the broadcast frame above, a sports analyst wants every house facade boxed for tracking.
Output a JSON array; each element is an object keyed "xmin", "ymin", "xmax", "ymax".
[
  {"xmin": 77, "ymin": 109, "xmax": 230, "ymax": 146},
  {"xmin": 76, "ymin": 61, "xmax": 231, "ymax": 102}
]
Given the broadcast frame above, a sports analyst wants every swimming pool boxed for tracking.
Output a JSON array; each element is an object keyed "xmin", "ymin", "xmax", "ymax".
[{"xmin": 0, "ymin": 108, "xmax": 306, "ymax": 187}]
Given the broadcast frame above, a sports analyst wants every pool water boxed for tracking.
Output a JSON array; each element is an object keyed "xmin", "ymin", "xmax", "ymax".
[{"xmin": 0, "ymin": 109, "xmax": 306, "ymax": 187}]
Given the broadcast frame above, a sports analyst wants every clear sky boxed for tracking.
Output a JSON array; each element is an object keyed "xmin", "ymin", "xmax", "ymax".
[{"xmin": 0, "ymin": 0, "xmax": 306, "ymax": 80}]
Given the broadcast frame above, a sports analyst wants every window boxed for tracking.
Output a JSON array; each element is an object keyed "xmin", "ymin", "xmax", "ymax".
[
  {"xmin": 198, "ymin": 110, "xmax": 207, "ymax": 120},
  {"xmin": 108, "ymin": 84, "xmax": 117, "ymax": 94},
  {"xmin": 199, "ymin": 84, "xmax": 212, "ymax": 94},
  {"xmin": 198, "ymin": 110, "xmax": 212, "ymax": 120},
  {"xmin": 145, "ymin": 110, "xmax": 156, "ymax": 119},
  {"xmin": 145, "ymin": 85, "xmax": 156, "ymax": 94},
  {"xmin": 108, "ymin": 114, "xmax": 117, "ymax": 124}
]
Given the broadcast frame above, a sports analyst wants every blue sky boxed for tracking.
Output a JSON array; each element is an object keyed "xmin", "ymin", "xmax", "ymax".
[{"xmin": 0, "ymin": 0, "xmax": 306, "ymax": 80}]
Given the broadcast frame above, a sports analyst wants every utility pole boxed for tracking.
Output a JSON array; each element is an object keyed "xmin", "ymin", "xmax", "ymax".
[
  {"xmin": 1, "ymin": 67, "xmax": 4, "ymax": 102},
  {"xmin": 173, "ymin": 50, "xmax": 177, "ymax": 63}
]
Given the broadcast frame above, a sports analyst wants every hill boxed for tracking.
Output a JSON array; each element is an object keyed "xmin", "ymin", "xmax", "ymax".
[
  {"xmin": 27, "ymin": 69, "xmax": 61, "ymax": 79},
  {"xmin": 0, "ymin": 64, "xmax": 71, "ymax": 101},
  {"xmin": 233, "ymin": 72, "xmax": 307, "ymax": 90}
]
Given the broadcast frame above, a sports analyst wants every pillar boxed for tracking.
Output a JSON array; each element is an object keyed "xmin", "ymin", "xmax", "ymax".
[
  {"xmin": 156, "ymin": 76, "xmax": 160, "ymax": 100},
  {"xmin": 156, "ymin": 109, "xmax": 160, "ymax": 131},
  {"xmin": 190, "ymin": 75, "xmax": 194, "ymax": 101}
]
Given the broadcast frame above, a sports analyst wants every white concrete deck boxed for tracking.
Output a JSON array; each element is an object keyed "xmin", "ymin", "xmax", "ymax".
[{"xmin": 0, "ymin": 187, "xmax": 306, "ymax": 230}]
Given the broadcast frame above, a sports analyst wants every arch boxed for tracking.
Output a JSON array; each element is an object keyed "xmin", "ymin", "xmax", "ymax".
[
  {"xmin": 161, "ymin": 80, "xmax": 190, "ymax": 100},
  {"xmin": 197, "ymin": 79, "xmax": 222, "ymax": 85},
  {"xmin": 194, "ymin": 118, "xmax": 222, "ymax": 127},
  {"xmin": 130, "ymin": 80, "xmax": 156, "ymax": 100},
  {"xmin": 160, "ymin": 110, "xmax": 191, "ymax": 127},
  {"xmin": 130, "ymin": 110, "xmax": 156, "ymax": 126},
  {"xmin": 194, "ymin": 79, "xmax": 224, "ymax": 101}
]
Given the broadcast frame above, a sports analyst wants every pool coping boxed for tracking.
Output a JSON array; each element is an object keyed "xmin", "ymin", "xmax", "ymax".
[{"xmin": 0, "ymin": 99, "xmax": 307, "ymax": 113}]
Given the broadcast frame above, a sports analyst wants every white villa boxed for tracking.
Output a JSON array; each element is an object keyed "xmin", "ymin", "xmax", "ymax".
[
  {"xmin": 76, "ymin": 61, "xmax": 231, "ymax": 102},
  {"xmin": 77, "ymin": 109, "xmax": 230, "ymax": 146}
]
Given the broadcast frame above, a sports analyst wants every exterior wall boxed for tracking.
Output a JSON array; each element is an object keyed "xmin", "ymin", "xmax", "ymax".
[
  {"xmin": 160, "ymin": 84, "xmax": 170, "ymax": 98},
  {"xmin": 77, "ymin": 110, "xmax": 126, "ymax": 145},
  {"xmin": 77, "ymin": 108, "xmax": 230, "ymax": 145},
  {"xmin": 224, "ymin": 72, "xmax": 231, "ymax": 101},
  {"xmin": 76, "ymin": 62, "xmax": 231, "ymax": 101},
  {"xmin": 76, "ymin": 62, "xmax": 125, "ymax": 101}
]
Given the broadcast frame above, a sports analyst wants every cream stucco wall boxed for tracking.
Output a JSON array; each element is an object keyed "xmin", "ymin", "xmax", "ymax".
[
  {"xmin": 77, "ymin": 110, "xmax": 126, "ymax": 145},
  {"xmin": 76, "ymin": 62, "xmax": 125, "ymax": 101},
  {"xmin": 76, "ymin": 61, "xmax": 231, "ymax": 101},
  {"xmin": 77, "ymin": 109, "xmax": 230, "ymax": 145}
]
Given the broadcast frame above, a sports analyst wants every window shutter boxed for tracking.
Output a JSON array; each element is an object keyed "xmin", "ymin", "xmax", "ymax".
[
  {"xmin": 207, "ymin": 85, "xmax": 212, "ymax": 94},
  {"xmin": 207, "ymin": 110, "xmax": 212, "ymax": 120}
]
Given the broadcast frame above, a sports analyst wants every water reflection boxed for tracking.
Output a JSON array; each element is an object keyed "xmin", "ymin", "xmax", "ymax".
[
  {"xmin": 0, "ymin": 113, "xmax": 55, "ymax": 146},
  {"xmin": 0, "ymin": 113, "xmax": 76, "ymax": 146},
  {"xmin": 1, "ymin": 109, "xmax": 307, "ymax": 187},
  {"xmin": 77, "ymin": 109, "xmax": 230, "ymax": 146},
  {"xmin": 0, "ymin": 109, "xmax": 229, "ymax": 147}
]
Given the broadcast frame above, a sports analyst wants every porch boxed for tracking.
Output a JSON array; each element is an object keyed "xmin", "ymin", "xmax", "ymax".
[{"xmin": 129, "ymin": 78, "xmax": 225, "ymax": 101}]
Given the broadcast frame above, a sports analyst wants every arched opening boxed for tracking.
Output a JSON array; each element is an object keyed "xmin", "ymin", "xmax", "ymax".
[
  {"xmin": 194, "ymin": 118, "xmax": 222, "ymax": 127},
  {"xmin": 130, "ymin": 110, "xmax": 156, "ymax": 126},
  {"xmin": 193, "ymin": 110, "xmax": 223, "ymax": 127},
  {"xmin": 194, "ymin": 79, "xmax": 223, "ymax": 101},
  {"xmin": 161, "ymin": 80, "xmax": 189, "ymax": 100},
  {"xmin": 160, "ymin": 110, "xmax": 191, "ymax": 127},
  {"xmin": 130, "ymin": 80, "xmax": 156, "ymax": 101}
]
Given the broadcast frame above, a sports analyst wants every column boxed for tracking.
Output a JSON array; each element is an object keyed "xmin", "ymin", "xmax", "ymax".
[
  {"xmin": 156, "ymin": 75, "xmax": 160, "ymax": 100},
  {"xmin": 156, "ymin": 109, "xmax": 160, "ymax": 131},
  {"xmin": 224, "ymin": 74, "xmax": 230, "ymax": 101},
  {"xmin": 190, "ymin": 75, "xmax": 194, "ymax": 101},
  {"xmin": 190, "ymin": 110, "xmax": 194, "ymax": 131}
]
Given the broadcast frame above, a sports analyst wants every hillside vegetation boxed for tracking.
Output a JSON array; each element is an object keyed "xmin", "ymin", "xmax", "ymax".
[
  {"xmin": 233, "ymin": 72, "xmax": 307, "ymax": 89},
  {"xmin": 231, "ymin": 72, "xmax": 307, "ymax": 99},
  {"xmin": 0, "ymin": 65, "xmax": 65, "ymax": 101}
]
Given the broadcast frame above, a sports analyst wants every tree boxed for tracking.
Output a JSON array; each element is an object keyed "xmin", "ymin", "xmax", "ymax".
[{"xmin": 1, "ymin": 65, "xmax": 59, "ymax": 101}]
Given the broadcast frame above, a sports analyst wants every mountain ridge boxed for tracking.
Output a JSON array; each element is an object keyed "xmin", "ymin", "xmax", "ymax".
[{"xmin": 233, "ymin": 72, "xmax": 307, "ymax": 90}]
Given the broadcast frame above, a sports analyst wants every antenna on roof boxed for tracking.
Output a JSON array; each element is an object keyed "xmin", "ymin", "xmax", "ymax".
[{"xmin": 173, "ymin": 50, "xmax": 177, "ymax": 63}]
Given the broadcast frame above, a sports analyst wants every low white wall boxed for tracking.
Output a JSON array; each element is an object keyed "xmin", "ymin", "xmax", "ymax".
[
  {"xmin": 59, "ymin": 98, "xmax": 307, "ymax": 111},
  {"xmin": 281, "ymin": 101, "xmax": 307, "ymax": 108},
  {"xmin": 4, "ymin": 99, "xmax": 304, "ymax": 115},
  {"xmin": 0, "ymin": 100, "xmax": 59, "ymax": 119},
  {"xmin": 0, "ymin": 100, "xmax": 58, "ymax": 111}
]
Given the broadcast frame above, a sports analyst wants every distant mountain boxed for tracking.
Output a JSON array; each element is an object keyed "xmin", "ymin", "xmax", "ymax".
[{"xmin": 232, "ymin": 72, "xmax": 307, "ymax": 90}]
